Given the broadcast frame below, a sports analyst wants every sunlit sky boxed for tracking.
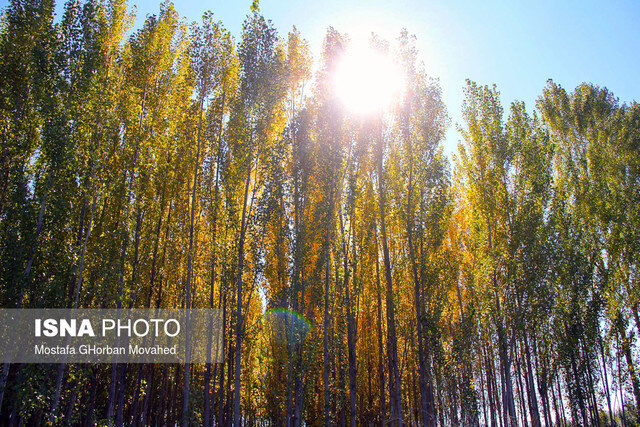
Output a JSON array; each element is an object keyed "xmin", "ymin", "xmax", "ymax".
[{"xmin": 5, "ymin": 0, "xmax": 639, "ymax": 154}]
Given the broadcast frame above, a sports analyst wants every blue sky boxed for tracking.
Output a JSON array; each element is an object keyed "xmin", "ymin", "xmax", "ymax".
[{"xmin": 4, "ymin": 0, "xmax": 639, "ymax": 153}]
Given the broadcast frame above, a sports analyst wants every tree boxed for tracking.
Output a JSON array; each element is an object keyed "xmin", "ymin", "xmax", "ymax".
[
  {"xmin": 458, "ymin": 81, "xmax": 517, "ymax": 426},
  {"xmin": 396, "ymin": 29, "xmax": 449, "ymax": 427},
  {"xmin": 230, "ymin": 2, "xmax": 287, "ymax": 423}
]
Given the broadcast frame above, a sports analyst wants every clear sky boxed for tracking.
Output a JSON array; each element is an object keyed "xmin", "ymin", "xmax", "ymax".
[{"xmin": 4, "ymin": 0, "xmax": 640, "ymax": 153}]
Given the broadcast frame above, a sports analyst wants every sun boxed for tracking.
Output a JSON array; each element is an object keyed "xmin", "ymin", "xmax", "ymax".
[{"xmin": 333, "ymin": 41, "xmax": 405, "ymax": 115}]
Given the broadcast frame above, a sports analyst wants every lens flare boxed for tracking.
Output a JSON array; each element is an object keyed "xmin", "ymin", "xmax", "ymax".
[
  {"xmin": 333, "ymin": 42, "xmax": 404, "ymax": 115},
  {"xmin": 263, "ymin": 308, "xmax": 310, "ymax": 347}
]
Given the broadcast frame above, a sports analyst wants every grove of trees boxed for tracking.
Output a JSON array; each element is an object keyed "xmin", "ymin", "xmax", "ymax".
[{"xmin": 0, "ymin": 0, "xmax": 639, "ymax": 425}]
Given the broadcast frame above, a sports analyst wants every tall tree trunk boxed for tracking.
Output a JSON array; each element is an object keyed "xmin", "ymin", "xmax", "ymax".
[
  {"xmin": 49, "ymin": 192, "xmax": 95, "ymax": 422},
  {"xmin": 323, "ymin": 186, "xmax": 335, "ymax": 426},
  {"xmin": 108, "ymin": 85, "xmax": 146, "ymax": 422},
  {"xmin": 292, "ymin": 265, "xmax": 306, "ymax": 424},
  {"xmin": 480, "ymin": 354, "xmax": 489, "ymax": 426},
  {"xmin": 234, "ymin": 156, "xmax": 253, "ymax": 425},
  {"xmin": 617, "ymin": 312, "xmax": 640, "ymax": 425},
  {"xmin": 406, "ymin": 148, "xmax": 435, "ymax": 427},
  {"xmin": 139, "ymin": 365, "xmax": 153, "ymax": 427},
  {"xmin": 484, "ymin": 345, "xmax": 497, "ymax": 427},
  {"xmin": 204, "ymin": 89, "xmax": 225, "ymax": 427},
  {"xmin": 217, "ymin": 287, "xmax": 227, "ymax": 427},
  {"xmin": 582, "ymin": 336, "xmax": 600, "ymax": 427},
  {"xmin": 597, "ymin": 329, "xmax": 614, "ymax": 424},
  {"xmin": 617, "ymin": 334, "xmax": 627, "ymax": 427},
  {"xmin": 86, "ymin": 367, "xmax": 98, "ymax": 427},
  {"xmin": 115, "ymin": 363, "xmax": 128, "ymax": 426},
  {"xmin": 142, "ymin": 168, "xmax": 172, "ymax": 426},
  {"xmin": 322, "ymin": 242, "xmax": 332, "ymax": 426},
  {"xmin": 158, "ymin": 365, "xmax": 168, "ymax": 425},
  {"xmin": 131, "ymin": 365, "xmax": 144, "ymax": 426},
  {"xmin": 338, "ymin": 325, "xmax": 347, "ymax": 427},
  {"xmin": 183, "ymin": 95, "xmax": 205, "ymax": 426},
  {"xmin": 64, "ymin": 375, "xmax": 78, "ymax": 422},
  {"xmin": 226, "ymin": 299, "xmax": 236, "ymax": 425},
  {"xmin": 17, "ymin": 168, "xmax": 52, "ymax": 308},
  {"xmin": 375, "ymin": 250, "xmax": 386, "ymax": 426},
  {"xmin": 293, "ymin": 331, "xmax": 305, "ymax": 425},
  {"xmin": 486, "ymin": 212, "xmax": 516, "ymax": 427},
  {"xmin": 376, "ymin": 127, "xmax": 403, "ymax": 426},
  {"xmin": 344, "ymin": 225, "xmax": 357, "ymax": 427},
  {"xmin": 556, "ymin": 375, "xmax": 567, "ymax": 426},
  {"xmin": 523, "ymin": 332, "xmax": 541, "ymax": 427},
  {"xmin": 549, "ymin": 371, "xmax": 561, "ymax": 426},
  {"xmin": 48, "ymin": 363, "xmax": 66, "ymax": 422},
  {"xmin": 532, "ymin": 336, "xmax": 551, "ymax": 427},
  {"xmin": 514, "ymin": 347, "xmax": 527, "ymax": 426}
]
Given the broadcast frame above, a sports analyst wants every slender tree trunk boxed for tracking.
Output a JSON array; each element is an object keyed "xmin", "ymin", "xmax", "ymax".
[
  {"xmin": 113, "ymin": 204, "xmax": 144, "ymax": 427},
  {"xmin": 139, "ymin": 365, "xmax": 153, "ymax": 427},
  {"xmin": 115, "ymin": 363, "xmax": 127, "ymax": 426},
  {"xmin": 338, "ymin": 325, "xmax": 347, "ymax": 427},
  {"xmin": 437, "ymin": 373, "xmax": 445, "ymax": 426},
  {"xmin": 158, "ymin": 365, "xmax": 168, "ymax": 425},
  {"xmin": 523, "ymin": 332, "xmax": 541, "ymax": 427},
  {"xmin": 485, "ymin": 345, "xmax": 497, "ymax": 427},
  {"xmin": 107, "ymin": 363, "xmax": 118, "ymax": 420},
  {"xmin": 532, "ymin": 338, "xmax": 551, "ymax": 427},
  {"xmin": 406, "ymin": 150, "xmax": 435, "ymax": 427},
  {"xmin": 597, "ymin": 330, "xmax": 614, "ymax": 424},
  {"xmin": 376, "ymin": 126, "xmax": 403, "ymax": 426},
  {"xmin": 182, "ymin": 95, "xmax": 205, "ymax": 426},
  {"xmin": 131, "ymin": 364, "xmax": 144, "ymax": 426},
  {"xmin": 568, "ymin": 335, "xmax": 587, "ymax": 425},
  {"xmin": 345, "ymin": 231, "xmax": 357, "ymax": 427},
  {"xmin": 234, "ymin": 155, "xmax": 253, "ymax": 425},
  {"xmin": 322, "ymin": 184, "xmax": 336, "ymax": 426},
  {"xmin": 514, "ymin": 348, "xmax": 527, "ymax": 426},
  {"xmin": 375, "ymin": 250, "xmax": 386, "ymax": 426},
  {"xmin": 617, "ymin": 334, "xmax": 627, "ymax": 427},
  {"xmin": 168, "ymin": 368, "xmax": 177, "ymax": 425},
  {"xmin": 226, "ymin": 299, "xmax": 236, "ymax": 424},
  {"xmin": 217, "ymin": 285, "xmax": 227, "ymax": 427},
  {"xmin": 486, "ymin": 213, "xmax": 516, "ymax": 427},
  {"xmin": 107, "ymin": 84, "xmax": 146, "ymax": 421},
  {"xmin": 49, "ymin": 188, "xmax": 94, "ymax": 421},
  {"xmin": 556, "ymin": 375, "xmax": 567, "ymax": 426},
  {"xmin": 480, "ymin": 355, "xmax": 489, "ymax": 426},
  {"xmin": 73, "ymin": 193, "xmax": 96, "ymax": 308},
  {"xmin": 48, "ymin": 363, "xmax": 66, "ymax": 422},
  {"xmin": 323, "ymin": 238, "xmax": 332, "ymax": 426},
  {"xmin": 64, "ymin": 375, "xmax": 78, "ymax": 422},
  {"xmin": 583, "ymin": 338, "xmax": 600, "ymax": 427},
  {"xmin": 537, "ymin": 351, "xmax": 549, "ymax": 427},
  {"xmin": 17, "ymin": 168, "xmax": 52, "ymax": 308},
  {"xmin": 286, "ymin": 325, "xmax": 294, "ymax": 426},
  {"xmin": 450, "ymin": 378, "xmax": 459, "ymax": 425},
  {"xmin": 204, "ymin": 89, "xmax": 225, "ymax": 427},
  {"xmin": 549, "ymin": 374, "xmax": 560, "ymax": 426},
  {"xmin": 618, "ymin": 317, "xmax": 640, "ymax": 425},
  {"xmin": 293, "ymin": 340, "xmax": 305, "ymax": 426},
  {"xmin": 292, "ymin": 239, "xmax": 307, "ymax": 425},
  {"xmin": 208, "ymin": 283, "xmax": 222, "ymax": 426},
  {"xmin": 86, "ymin": 367, "xmax": 98, "ymax": 427},
  {"xmin": 142, "ymin": 173, "xmax": 172, "ymax": 426}
]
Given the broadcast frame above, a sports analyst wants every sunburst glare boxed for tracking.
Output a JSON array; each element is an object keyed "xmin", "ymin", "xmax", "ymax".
[{"xmin": 333, "ymin": 41, "xmax": 405, "ymax": 115}]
